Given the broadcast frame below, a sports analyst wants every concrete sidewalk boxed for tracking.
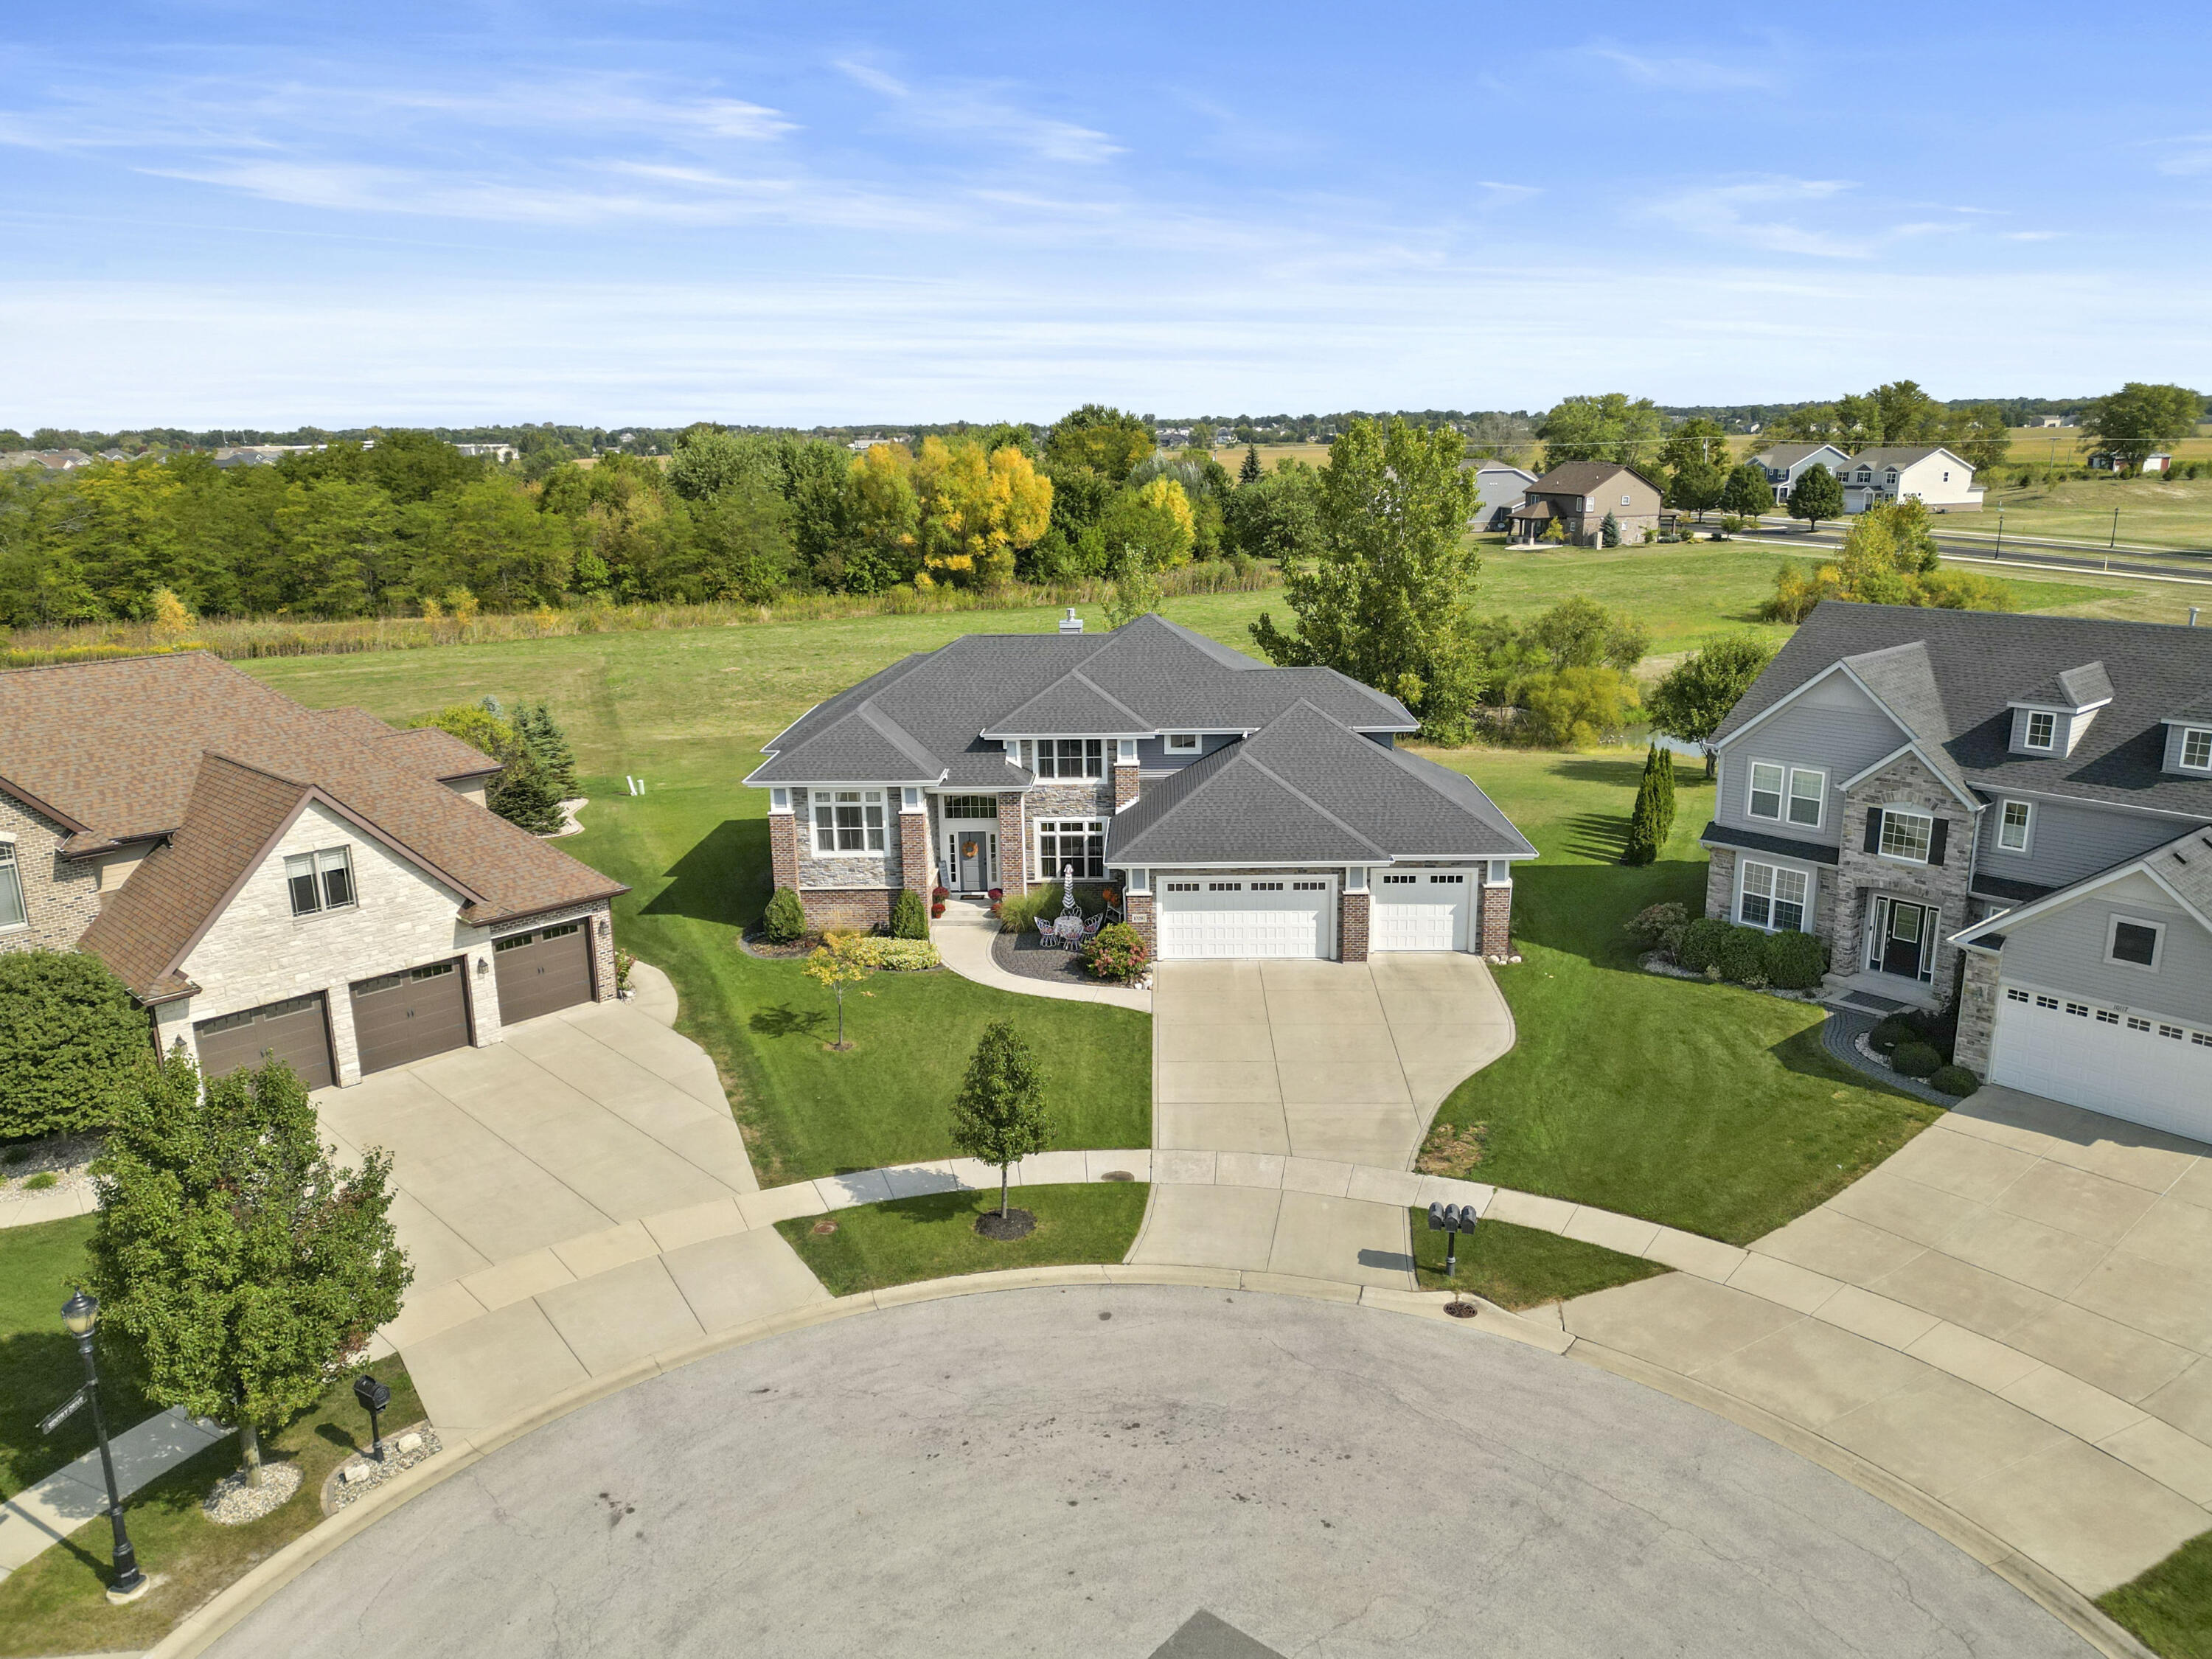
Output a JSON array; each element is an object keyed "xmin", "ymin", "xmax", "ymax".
[
  {"xmin": 931, "ymin": 898, "xmax": 1152, "ymax": 1012},
  {"xmin": 0, "ymin": 1408, "xmax": 228, "ymax": 1585}
]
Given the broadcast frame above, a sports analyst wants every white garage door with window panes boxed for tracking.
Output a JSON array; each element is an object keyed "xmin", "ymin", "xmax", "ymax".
[
  {"xmin": 1157, "ymin": 876, "xmax": 1334, "ymax": 959},
  {"xmin": 1371, "ymin": 871, "xmax": 1470, "ymax": 952},
  {"xmin": 1990, "ymin": 985, "xmax": 2212, "ymax": 1140}
]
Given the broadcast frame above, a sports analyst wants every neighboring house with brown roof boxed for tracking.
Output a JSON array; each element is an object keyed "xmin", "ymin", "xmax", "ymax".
[
  {"xmin": 1509, "ymin": 462, "xmax": 1663, "ymax": 546},
  {"xmin": 0, "ymin": 653, "xmax": 625, "ymax": 1090}
]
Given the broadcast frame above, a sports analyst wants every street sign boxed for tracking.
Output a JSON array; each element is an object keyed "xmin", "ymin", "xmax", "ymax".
[{"xmin": 40, "ymin": 1385, "xmax": 90, "ymax": 1436}]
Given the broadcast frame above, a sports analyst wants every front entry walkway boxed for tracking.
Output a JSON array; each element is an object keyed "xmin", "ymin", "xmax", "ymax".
[{"xmin": 1129, "ymin": 956, "xmax": 1515, "ymax": 1290}]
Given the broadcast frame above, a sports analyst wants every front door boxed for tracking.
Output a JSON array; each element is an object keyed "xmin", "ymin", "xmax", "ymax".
[
  {"xmin": 1882, "ymin": 900, "xmax": 1927, "ymax": 979},
  {"xmin": 957, "ymin": 833, "xmax": 988, "ymax": 891}
]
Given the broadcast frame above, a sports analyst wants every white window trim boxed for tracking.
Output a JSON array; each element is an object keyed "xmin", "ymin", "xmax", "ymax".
[
  {"xmin": 2023, "ymin": 710, "xmax": 2057, "ymax": 751},
  {"xmin": 1877, "ymin": 808, "xmax": 1934, "ymax": 866},
  {"xmin": 2105, "ymin": 914, "xmax": 2166, "ymax": 973},
  {"xmin": 1747, "ymin": 759, "xmax": 1786, "ymax": 822},
  {"xmin": 0, "ymin": 838, "xmax": 25, "ymax": 933},
  {"xmin": 2180, "ymin": 727, "xmax": 2212, "ymax": 772},
  {"xmin": 285, "ymin": 846, "xmax": 358, "ymax": 919},
  {"xmin": 810, "ymin": 788, "xmax": 887, "ymax": 857},
  {"xmin": 1785, "ymin": 766, "xmax": 1826, "ymax": 830},
  {"xmin": 1164, "ymin": 733, "xmax": 1202, "ymax": 753},
  {"xmin": 1034, "ymin": 818, "xmax": 1106, "ymax": 881},
  {"xmin": 1997, "ymin": 799, "xmax": 2034, "ymax": 855},
  {"xmin": 1736, "ymin": 858, "xmax": 1811, "ymax": 934},
  {"xmin": 768, "ymin": 787, "xmax": 790, "ymax": 814}
]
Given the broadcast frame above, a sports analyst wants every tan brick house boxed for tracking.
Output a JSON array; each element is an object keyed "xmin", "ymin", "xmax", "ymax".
[
  {"xmin": 1509, "ymin": 461, "xmax": 1664, "ymax": 546},
  {"xmin": 748, "ymin": 613, "xmax": 1534, "ymax": 963},
  {"xmin": 0, "ymin": 653, "xmax": 627, "ymax": 1088}
]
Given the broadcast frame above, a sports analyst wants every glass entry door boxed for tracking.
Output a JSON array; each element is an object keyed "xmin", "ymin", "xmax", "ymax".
[{"xmin": 1868, "ymin": 897, "xmax": 1933, "ymax": 981}]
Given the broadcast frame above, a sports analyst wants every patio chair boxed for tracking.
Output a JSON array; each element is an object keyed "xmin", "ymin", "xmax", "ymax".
[
  {"xmin": 1082, "ymin": 914, "xmax": 1105, "ymax": 939},
  {"xmin": 1033, "ymin": 916, "xmax": 1058, "ymax": 948}
]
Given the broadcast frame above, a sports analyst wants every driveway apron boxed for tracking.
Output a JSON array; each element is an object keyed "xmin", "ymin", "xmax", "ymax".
[{"xmin": 1130, "ymin": 955, "xmax": 1515, "ymax": 1288}]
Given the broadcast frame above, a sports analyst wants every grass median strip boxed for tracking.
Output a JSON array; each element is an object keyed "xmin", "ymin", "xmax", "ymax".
[
  {"xmin": 2099, "ymin": 1530, "xmax": 2212, "ymax": 1659},
  {"xmin": 1408, "ymin": 1213, "xmax": 1664, "ymax": 1310},
  {"xmin": 775, "ymin": 1182, "xmax": 1151, "ymax": 1296}
]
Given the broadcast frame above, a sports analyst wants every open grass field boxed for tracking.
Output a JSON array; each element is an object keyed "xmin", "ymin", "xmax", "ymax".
[
  {"xmin": 1408, "ymin": 746, "xmax": 1944, "ymax": 1244},
  {"xmin": 774, "ymin": 1182, "xmax": 1151, "ymax": 1296},
  {"xmin": 1982, "ymin": 473, "xmax": 2212, "ymax": 549},
  {"xmin": 237, "ymin": 549, "xmax": 2181, "ymax": 1188}
]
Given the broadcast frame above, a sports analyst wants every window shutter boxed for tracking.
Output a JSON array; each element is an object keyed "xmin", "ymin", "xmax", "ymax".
[
  {"xmin": 1863, "ymin": 808, "xmax": 1883, "ymax": 853},
  {"xmin": 1928, "ymin": 817, "xmax": 1948, "ymax": 866}
]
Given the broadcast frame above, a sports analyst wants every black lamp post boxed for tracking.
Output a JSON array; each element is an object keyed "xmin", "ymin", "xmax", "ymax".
[{"xmin": 60, "ymin": 1290, "xmax": 148, "ymax": 1603}]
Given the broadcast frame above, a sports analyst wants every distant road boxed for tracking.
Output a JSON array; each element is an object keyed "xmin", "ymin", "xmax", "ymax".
[{"xmin": 1734, "ymin": 521, "xmax": 2212, "ymax": 586}]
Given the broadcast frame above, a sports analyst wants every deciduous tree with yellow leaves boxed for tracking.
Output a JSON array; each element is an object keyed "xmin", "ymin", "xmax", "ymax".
[{"xmin": 911, "ymin": 438, "xmax": 1051, "ymax": 589}]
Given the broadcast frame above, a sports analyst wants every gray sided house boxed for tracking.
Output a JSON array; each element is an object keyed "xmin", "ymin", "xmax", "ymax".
[
  {"xmin": 1702, "ymin": 602, "xmax": 2212, "ymax": 1139},
  {"xmin": 1509, "ymin": 462, "xmax": 1664, "ymax": 546},
  {"xmin": 1750, "ymin": 442, "xmax": 1853, "ymax": 507},
  {"xmin": 747, "ymin": 613, "xmax": 1535, "ymax": 962}
]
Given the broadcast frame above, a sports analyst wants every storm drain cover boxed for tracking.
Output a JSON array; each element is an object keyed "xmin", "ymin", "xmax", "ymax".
[{"xmin": 1147, "ymin": 1610, "xmax": 1287, "ymax": 1658}]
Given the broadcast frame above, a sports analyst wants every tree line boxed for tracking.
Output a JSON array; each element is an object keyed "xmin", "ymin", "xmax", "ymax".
[{"xmin": 0, "ymin": 411, "xmax": 1347, "ymax": 627}]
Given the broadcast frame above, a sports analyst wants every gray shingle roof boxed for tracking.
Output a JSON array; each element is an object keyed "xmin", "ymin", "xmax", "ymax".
[
  {"xmin": 2144, "ymin": 824, "xmax": 2212, "ymax": 920},
  {"xmin": 1714, "ymin": 602, "xmax": 2212, "ymax": 818},
  {"xmin": 1107, "ymin": 701, "xmax": 1534, "ymax": 866},
  {"xmin": 749, "ymin": 615, "xmax": 1415, "ymax": 785},
  {"xmin": 1526, "ymin": 460, "xmax": 1663, "ymax": 496},
  {"xmin": 2016, "ymin": 661, "xmax": 2114, "ymax": 710}
]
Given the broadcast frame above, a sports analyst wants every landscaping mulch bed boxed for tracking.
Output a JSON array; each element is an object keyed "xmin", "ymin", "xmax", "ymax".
[
  {"xmin": 974, "ymin": 1206, "xmax": 1037, "ymax": 1240},
  {"xmin": 990, "ymin": 925, "xmax": 1095, "ymax": 985},
  {"xmin": 737, "ymin": 929, "xmax": 817, "ymax": 959}
]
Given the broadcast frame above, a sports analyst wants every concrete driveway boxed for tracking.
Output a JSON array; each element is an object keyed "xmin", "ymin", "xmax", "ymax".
[
  {"xmin": 1130, "ymin": 956, "xmax": 1514, "ymax": 1290},
  {"xmin": 205, "ymin": 1287, "xmax": 2092, "ymax": 1659},
  {"xmin": 1565, "ymin": 1082, "xmax": 2212, "ymax": 1596}
]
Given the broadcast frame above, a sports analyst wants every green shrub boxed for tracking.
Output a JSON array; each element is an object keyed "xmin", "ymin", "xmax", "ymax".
[
  {"xmin": 1868, "ymin": 1015, "xmax": 1915, "ymax": 1054},
  {"xmin": 1082, "ymin": 922, "xmax": 1150, "ymax": 984},
  {"xmin": 0, "ymin": 950, "xmax": 147, "ymax": 1141},
  {"xmin": 1762, "ymin": 930, "xmax": 1829, "ymax": 990},
  {"xmin": 762, "ymin": 886, "xmax": 806, "ymax": 945},
  {"xmin": 1677, "ymin": 917, "xmax": 1733, "ymax": 973},
  {"xmin": 1714, "ymin": 925, "xmax": 1768, "ymax": 984},
  {"xmin": 1624, "ymin": 902, "xmax": 1690, "ymax": 956},
  {"xmin": 890, "ymin": 888, "xmax": 930, "ymax": 940},
  {"xmin": 24, "ymin": 1171, "xmax": 58, "ymax": 1191},
  {"xmin": 1892, "ymin": 1040, "xmax": 1944, "ymax": 1079},
  {"xmin": 998, "ymin": 881, "xmax": 1112, "ymax": 934},
  {"xmin": 846, "ymin": 938, "xmax": 940, "ymax": 971},
  {"xmin": 1929, "ymin": 1064, "xmax": 1979, "ymax": 1097}
]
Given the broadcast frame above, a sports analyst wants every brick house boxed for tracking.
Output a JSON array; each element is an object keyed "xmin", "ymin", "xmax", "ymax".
[
  {"xmin": 749, "ymin": 613, "xmax": 1534, "ymax": 962},
  {"xmin": 1700, "ymin": 602, "xmax": 2212, "ymax": 1139},
  {"xmin": 0, "ymin": 654, "xmax": 627, "ymax": 1089},
  {"xmin": 1509, "ymin": 461, "xmax": 1665, "ymax": 546}
]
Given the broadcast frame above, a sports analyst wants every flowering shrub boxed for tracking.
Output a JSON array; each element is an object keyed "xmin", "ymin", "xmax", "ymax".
[{"xmin": 1082, "ymin": 922, "xmax": 1150, "ymax": 984}]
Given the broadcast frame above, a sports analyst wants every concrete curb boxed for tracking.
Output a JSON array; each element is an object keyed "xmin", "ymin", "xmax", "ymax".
[
  {"xmin": 141, "ymin": 1269, "xmax": 1560, "ymax": 1659},
  {"xmin": 1565, "ymin": 1338, "xmax": 2157, "ymax": 1659}
]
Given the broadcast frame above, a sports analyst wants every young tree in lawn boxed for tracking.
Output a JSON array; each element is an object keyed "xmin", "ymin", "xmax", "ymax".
[
  {"xmin": 1251, "ymin": 418, "xmax": 1484, "ymax": 742},
  {"xmin": 1654, "ymin": 743, "xmax": 1677, "ymax": 841},
  {"xmin": 1720, "ymin": 461, "xmax": 1775, "ymax": 521},
  {"xmin": 87, "ymin": 1050, "xmax": 411, "ymax": 1487},
  {"xmin": 1646, "ymin": 634, "xmax": 1778, "ymax": 777},
  {"xmin": 1239, "ymin": 444, "xmax": 1262, "ymax": 485},
  {"xmin": 948, "ymin": 1020, "xmax": 1051, "ymax": 1220},
  {"xmin": 1621, "ymin": 745, "xmax": 1663, "ymax": 866},
  {"xmin": 1787, "ymin": 463, "xmax": 1845, "ymax": 532},
  {"xmin": 803, "ymin": 933, "xmax": 872, "ymax": 1050},
  {"xmin": 2083, "ymin": 383, "xmax": 2204, "ymax": 474},
  {"xmin": 1668, "ymin": 457, "xmax": 1727, "ymax": 524}
]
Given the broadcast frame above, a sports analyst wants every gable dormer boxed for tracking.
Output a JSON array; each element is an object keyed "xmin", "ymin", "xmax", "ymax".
[
  {"xmin": 2008, "ymin": 661, "xmax": 2113, "ymax": 757},
  {"xmin": 2163, "ymin": 703, "xmax": 2212, "ymax": 776}
]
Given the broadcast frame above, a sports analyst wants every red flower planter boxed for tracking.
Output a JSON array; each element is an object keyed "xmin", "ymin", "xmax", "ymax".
[
  {"xmin": 931, "ymin": 902, "xmax": 946, "ymax": 918},
  {"xmin": 931, "ymin": 886, "xmax": 949, "ymax": 902}
]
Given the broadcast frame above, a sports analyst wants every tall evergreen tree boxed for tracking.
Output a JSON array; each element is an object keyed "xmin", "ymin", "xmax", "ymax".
[
  {"xmin": 1239, "ymin": 444, "xmax": 1262, "ymax": 485},
  {"xmin": 514, "ymin": 703, "xmax": 578, "ymax": 798},
  {"xmin": 1654, "ymin": 744, "xmax": 1677, "ymax": 842},
  {"xmin": 1621, "ymin": 751, "xmax": 1663, "ymax": 866}
]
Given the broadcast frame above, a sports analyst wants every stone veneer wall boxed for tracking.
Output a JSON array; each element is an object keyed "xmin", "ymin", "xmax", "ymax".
[
  {"xmin": 790, "ymin": 787, "xmax": 904, "ymax": 893},
  {"xmin": 1478, "ymin": 879, "xmax": 1512, "ymax": 958},
  {"xmin": 1834, "ymin": 754, "xmax": 1977, "ymax": 996},
  {"xmin": 1954, "ymin": 945, "xmax": 2000, "ymax": 1077},
  {"xmin": 0, "ymin": 796, "xmax": 102, "ymax": 955},
  {"xmin": 1339, "ymin": 889, "xmax": 1370, "ymax": 963},
  {"xmin": 1021, "ymin": 779, "xmax": 1116, "ymax": 886},
  {"xmin": 1704, "ymin": 846, "xmax": 1737, "ymax": 924}
]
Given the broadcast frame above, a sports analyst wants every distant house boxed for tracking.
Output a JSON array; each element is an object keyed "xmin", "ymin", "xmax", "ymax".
[
  {"xmin": 1833, "ymin": 447, "xmax": 1984, "ymax": 513},
  {"xmin": 1750, "ymin": 443, "xmax": 1854, "ymax": 507},
  {"xmin": 2038, "ymin": 416, "xmax": 2073, "ymax": 429},
  {"xmin": 0, "ymin": 448, "xmax": 95, "ymax": 472},
  {"xmin": 1467, "ymin": 462, "xmax": 1537, "ymax": 532},
  {"xmin": 453, "ymin": 442, "xmax": 519, "ymax": 465},
  {"xmin": 2093, "ymin": 452, "xmax": 2172, "ymax": 475},
  {"xmin": 1509, "ymin": 462, "xmax": 1663, "ymax": 546}
]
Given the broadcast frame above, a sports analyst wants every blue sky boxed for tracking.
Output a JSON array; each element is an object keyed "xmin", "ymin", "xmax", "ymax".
[{"xmin": 3, "ymin": 2, "xmax": 2208, "ymax": 428}]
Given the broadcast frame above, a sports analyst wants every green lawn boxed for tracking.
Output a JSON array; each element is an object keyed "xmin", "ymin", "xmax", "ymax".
[
  {"xmin": 774, "ymin": 1182, "xmax": 1151, "ymax": 1295},
  {"xmin": 1984, "ymin": 473, "xmax": 2212, "ymax": 550},
  {"xmin": 0, "ymin": 1359, "xmax": 423, "ymax": 1659},
  {"xmin": 1408, "ymin": 1213, "xmax": 1663, "ymax": 1309},
  {"xmin": 1410, "ymin": 747, "xmax": 1943, "ymax": 1245},
  {"xmin": 2101, "ymin": 1530, "xmax": 2212, "ymax": 1658},
  {"xmin": 0, "ymin": 1217, "xmax": 156, "ymax": 1500}
]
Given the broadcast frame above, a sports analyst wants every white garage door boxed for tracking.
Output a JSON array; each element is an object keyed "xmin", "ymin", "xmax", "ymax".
[
  {"xmin": 1157, "ymin": 877, "xmax": 1334, "ymax": 960},
  {"xmin": 1371, "ymin": 870, "xmax": 1471, "ymax": 952},
  {"xmin": 1991, "ymin": 984, "xmax": 2212, "ymax": 1141}
]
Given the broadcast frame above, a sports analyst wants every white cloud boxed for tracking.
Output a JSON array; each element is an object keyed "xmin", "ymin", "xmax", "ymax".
[
  {"xmin": 1582, "ymin": 44, "xmax": 1778, "ymax": 92},
  {"xmin": 835, "ymin": 60, "xmax": 1124, "ymax": 165}
]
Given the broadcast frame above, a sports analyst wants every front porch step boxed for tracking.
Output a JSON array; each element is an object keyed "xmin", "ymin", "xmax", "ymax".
[{"xmin": 1820, "ymin": 970, "xmax": 1941, "ymax": 1018}]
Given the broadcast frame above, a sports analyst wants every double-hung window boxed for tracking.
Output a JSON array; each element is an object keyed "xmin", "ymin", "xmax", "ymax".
[
  {"xmin": 1997, "ymin": 800, "xmax": 2032, "ymax": 853},
  {"xmin": 2183, "ymin": 728, "xmax": 2212, "ymax": 771},
  {"xmin": 1747, "ymin": 762, "xmax": 1823, "ymax": 827},
  {"xmin": 812, "ymin": 789, "xmax": 885, "ymax": 854},
  {"xmin": 1739, "ymin": 860, "xmax": 1809, "ymax": 932},
  {"xmin": 1878, "ymin": 809, "xmax": 1933, "ymax": 863},
  {"xmin": 1165, "ymin": 734, "xmax": 1201, "ymax": 754},
  {"xmin": 0, "ymin": 843, "xmax": 24, "ymax": 930},
  {"xmin": 2024, "ymin": 711, "xmax": 2056, "ymax": 750},
  {"xmin": 1037, "ymin": 819, "xmax": 1105, "ymax": 880},
  {"xmin": 1033, "ymin": 739, "xmax": 1104, "ymax": 779},
  {"xmin": 286, "ymin": 846, "xmax": 356, "ymax": 917}
]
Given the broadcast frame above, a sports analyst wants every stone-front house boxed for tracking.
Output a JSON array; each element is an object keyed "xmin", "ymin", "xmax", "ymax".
[
  {"xmin": 0, "ymin": 654, "xmax": 626, "ymax": 1089},
  {"xmin": 749, "ymin": 613, "xmax": 1534, "ymax": 962},
  {"xmin": 1701, "ymin": 602, "xmax": 2212, "ymax": 1138},
  {"xmin": 1509, "ymin": 462, "xmax": 1664, "ymax": 546}
]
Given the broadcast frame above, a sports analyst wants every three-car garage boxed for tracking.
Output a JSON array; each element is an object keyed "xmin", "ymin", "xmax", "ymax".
[{"xmin": 1149, "ymin": 869, "xmax": 1486, "ymax": 960}]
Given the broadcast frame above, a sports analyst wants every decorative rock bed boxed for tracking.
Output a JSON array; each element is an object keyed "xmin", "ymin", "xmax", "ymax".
[
  {"xmin": 1638, "ymin": 953, "xmax": 1822, "ymax": 1004},
  {"xmin": 0, "ymin": 1131, "xmax": 104, "ymax": 1202},
  {"xmin": 321, "ymin": 1425, "xmax": 444, "ymax": 1514},
  {"xmin": 204, "ymin": 1459, "xmax": 304, "ymax": 1526}
]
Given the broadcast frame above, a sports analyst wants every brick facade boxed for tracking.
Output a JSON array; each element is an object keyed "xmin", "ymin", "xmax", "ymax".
[
  {"xmin": 1833, "ymin": 754, "xmax": 1976, "ymax": 997},
  {"xmin": 801, "ymin": 888, "xmax": 897, "ymax": 931},
  {"xmin": 1478, "ymin": 877, "xmax": 1513, "ymax": 958},
  {"xmin": 0, "ymin": 795, "xmax": 102, "ymax": 956},
  {"xmin": 1113, "ymin": 762, "xmax": 1141, "ymax": 810},
  {"xmin": 995, "ymin": 792, "xmax": 1026, "ymax": 898},
  {"xmin": 1339, "ymin": 888, "xmax": 1370, "ymax": 963},
  {"xmin": 768, "ymin": 809, "xmax": 799, "ymax": 895},
  {"xmin": 898, "ymin": 805, "xmax": 931, "ymax": 896},
  {"xmin": 1125, "ymin": 891, "xmax": 1155, "ymax": 958},
  {"xmin": 1954, "ymin": 944, "xmax": 2000, "ymax": 1077}
]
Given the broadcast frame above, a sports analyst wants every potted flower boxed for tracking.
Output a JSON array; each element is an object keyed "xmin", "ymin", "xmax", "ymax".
[
  {"xmin": 932, "ymin": 884, "xmax": 949, "ymax": 902},
  {"xmin": 931, "ymin": 900, "xmax": 946, "ymax": 918},
  {"xmin": 988, "ymin": 887, "xmax": 1003, "ymax": 902}
]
